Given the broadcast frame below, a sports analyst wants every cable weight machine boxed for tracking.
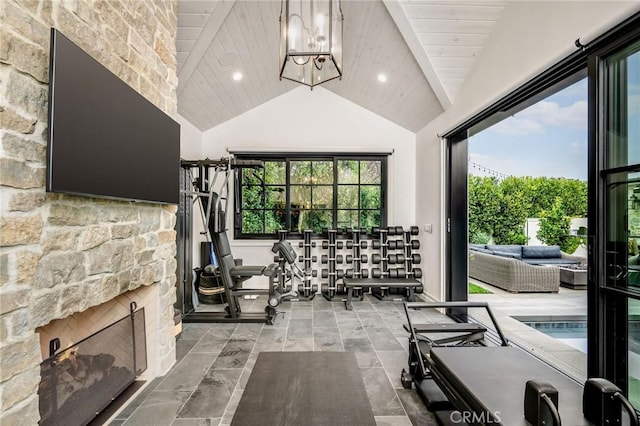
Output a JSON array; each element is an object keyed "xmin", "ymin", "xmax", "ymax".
[{"xmin": 180, "ymin": 157, "xmax": 281, "ymax": 324}]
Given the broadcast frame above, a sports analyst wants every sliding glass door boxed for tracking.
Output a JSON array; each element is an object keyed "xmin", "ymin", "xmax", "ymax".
[{"xmin": 591, "ymin": 34, "xmax": 640, "ymax": 405}]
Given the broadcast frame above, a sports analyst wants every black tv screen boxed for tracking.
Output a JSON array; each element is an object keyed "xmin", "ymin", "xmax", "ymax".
[{"xmin": 47, "ymin": 28, "xmax": 180, "ymax": 204}]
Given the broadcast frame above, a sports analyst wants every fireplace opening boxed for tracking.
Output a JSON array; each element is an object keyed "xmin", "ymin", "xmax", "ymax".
[{"xmin": 38, "ymin": 302, "xmax": 147, "ymax": 426}]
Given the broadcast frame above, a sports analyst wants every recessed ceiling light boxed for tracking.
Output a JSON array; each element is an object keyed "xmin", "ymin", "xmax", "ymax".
[
  {"xmin": 232, "ymin": 71, "xmax": 243, "ymax": 81},
  {"xmin": 377, "ymin": 73, "xmax": 387, "ymax": 83}
]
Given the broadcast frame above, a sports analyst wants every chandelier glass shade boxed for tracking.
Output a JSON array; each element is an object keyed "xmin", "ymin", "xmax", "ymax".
[{"xmin": 279, "ymin": 0, "xmax": 343, "ymax": 88}]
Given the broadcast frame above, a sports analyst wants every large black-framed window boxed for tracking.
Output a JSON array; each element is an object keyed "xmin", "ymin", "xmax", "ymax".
[
  {"xmin": 589, "ymin": 32, "xmax": 640, "ymax": 407},
  {"xmin": 442, "ymin": 11, "xmax": 639, "ymax": 397},
  {"xmin": 234, "ymin": 153, "xmax": 387, "ymax": 239}
]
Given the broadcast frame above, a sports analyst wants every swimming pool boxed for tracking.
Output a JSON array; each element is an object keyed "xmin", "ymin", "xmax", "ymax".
[{"xmin": 521, "ymin": 320, "xmax": 587, "ymax": 353}]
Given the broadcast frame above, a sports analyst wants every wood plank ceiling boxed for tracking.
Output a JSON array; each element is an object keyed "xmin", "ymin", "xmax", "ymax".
[{"xmin": 176, "ymin": 0, "xmax": 506, "ymax": 132}]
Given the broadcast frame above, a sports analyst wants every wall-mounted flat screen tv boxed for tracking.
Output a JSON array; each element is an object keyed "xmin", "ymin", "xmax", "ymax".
[{"xmin": 47, "ymin": 28, "xmax": 180, "ymax": 204}]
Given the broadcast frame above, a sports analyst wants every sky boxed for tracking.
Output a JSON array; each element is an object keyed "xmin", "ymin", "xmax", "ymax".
[
  {"xmin": 470, "ymin": 48, "xmax": 640, "ymax": 182},
  {"xmin": 469, "ymin": 78, "xmax": 589, "ymax": 181}
]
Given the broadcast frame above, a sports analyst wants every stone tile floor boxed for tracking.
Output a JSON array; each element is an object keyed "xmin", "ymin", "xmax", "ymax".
[{"xmin": 110, "ymin": 295, "xmax": 439, "ymax": 425}]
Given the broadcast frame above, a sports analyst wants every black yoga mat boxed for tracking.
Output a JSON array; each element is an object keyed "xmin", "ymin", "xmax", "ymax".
[{"xmin": 231, "ymin": 352, "xmax": 376, "ymax": 426}]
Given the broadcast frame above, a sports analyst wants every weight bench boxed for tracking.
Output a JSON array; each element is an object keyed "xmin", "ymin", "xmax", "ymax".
[{"xmin": 342, "ymin": 277, "xmax": 422, "ymax": 310}]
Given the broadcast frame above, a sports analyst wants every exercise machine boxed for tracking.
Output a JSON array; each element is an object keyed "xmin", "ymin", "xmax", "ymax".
[
  {"xmin": 181, "ymin": 158, "xmax": 281, "ymax": 324},
  {"xmin": 271, "ymin": 237, "xmax": 317, "ymax": 301},
  {"xmin": 401, "ymin": 301, "xmax": 638, "ymax": 425}
]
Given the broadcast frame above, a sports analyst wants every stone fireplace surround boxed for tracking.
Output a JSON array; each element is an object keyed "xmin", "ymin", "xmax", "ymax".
[{"xmin": 1, "ymin": 1, "xmax": 179, "ymax": 423}]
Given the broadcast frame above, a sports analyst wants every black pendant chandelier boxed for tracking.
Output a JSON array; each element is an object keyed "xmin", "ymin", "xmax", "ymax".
[{"xmin": 279, "ymin": 0, "xmax": 343, "ymax": 88}]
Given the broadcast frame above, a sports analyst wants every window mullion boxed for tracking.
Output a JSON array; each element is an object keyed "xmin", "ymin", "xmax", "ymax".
[
  {"xmin": 286, "ymin": 158, "xmax": 291, "ymax": 232},
  {"xmin": 332, "ymin": 157, "xmax": 340, "ymax": 228}
]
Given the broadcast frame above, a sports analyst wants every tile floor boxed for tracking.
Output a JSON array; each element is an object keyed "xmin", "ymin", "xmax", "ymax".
[{"xmin": 110, "ymin": 295, "xmax": 438, "ymax": 425}]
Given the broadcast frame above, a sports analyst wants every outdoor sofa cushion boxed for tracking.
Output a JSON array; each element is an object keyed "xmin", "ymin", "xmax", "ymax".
[
  {"xmin": 486, "ymin": 245, "xmax": 522, "ymax": 256},
  {"xmin": 522, "ymin": 258, "xmax": 580, "ymax": 265},
  {"xmin": 492, "ymin": 250, "xmax": 522, "ymax": 260},
  {"xmin": 522, "ymin": 245, "xmax": 561, "ymax": 259}
]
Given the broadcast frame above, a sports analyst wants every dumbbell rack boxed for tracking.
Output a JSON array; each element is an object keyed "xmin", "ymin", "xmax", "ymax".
[
  {"xmin": 385, "ymin": 226, "xmax": 423, "ymax": 297},
  {"xmin": 367, "ymin": 226, "xmax": 424, "ymax": 300},
  {"xmin": 344, "ymin": 228, "xmax": 369, "ymax": 299},
  {"xmin": 320, "ymin": 229, "xmax": 345, "ymax": 300},
  {"xmin": 402, "ymin": 227, "xmax": 423, "ymax": 281},
  {"xmin": 371, "ymin": 227, "xmax": 390, "ymax": 279},
  {"xmin": 296, "ymin": 230, "xmax": 318, "ymax": 299}
]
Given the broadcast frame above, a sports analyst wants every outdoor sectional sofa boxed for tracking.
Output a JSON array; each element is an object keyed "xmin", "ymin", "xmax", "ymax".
[{"xmin": 469, "ymin": 244, "xmax": 585, "ymax": 293}]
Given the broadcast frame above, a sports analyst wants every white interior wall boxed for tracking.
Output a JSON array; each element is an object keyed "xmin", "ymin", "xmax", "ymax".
[
  {"xmin": 178, "ymin": 113, "xmax": 203, "ymax": 159},
  {"xmin": 177, "ymin": 114, "xmax": 206, "ymax": 273},
  {"xmin": 200, "ymin": 86, "xmax": 416, "ymax": 273},
  {"xmin": 415, "ymin": 2, "xmax": 640, "ymax": 301}
]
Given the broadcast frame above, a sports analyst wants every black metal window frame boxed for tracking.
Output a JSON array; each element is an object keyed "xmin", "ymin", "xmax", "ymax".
[
  {"xmin": 442, "ymin": 12, "xmax": 640, "ymax": 383},
  {"xmin": 234, "ymin": 153, "xmax": 388, "ymax": 239}
]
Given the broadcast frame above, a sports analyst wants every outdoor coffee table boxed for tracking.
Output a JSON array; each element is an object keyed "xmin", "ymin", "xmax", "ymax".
[{"xmin": 559, "ymin": 266, "xmax": 587, "ymax": 289}]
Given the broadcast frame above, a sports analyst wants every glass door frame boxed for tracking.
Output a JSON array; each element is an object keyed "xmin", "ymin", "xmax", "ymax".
[
  {"xmin": 588, "ymin": 27, "xmax": 640, "ymax": 394},
  {"xmin": 443, "ymin": 12, "xmax": 640, "ymax": 392}
]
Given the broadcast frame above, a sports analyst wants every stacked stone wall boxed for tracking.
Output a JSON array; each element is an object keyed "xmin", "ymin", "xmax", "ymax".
[{"xmin": 0, "ymin": 1, "xmax": 179, "ymax": 422}]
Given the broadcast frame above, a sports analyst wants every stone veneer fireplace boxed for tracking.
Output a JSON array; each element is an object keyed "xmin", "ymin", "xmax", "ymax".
[{"xmin": 0, "ymin": 1, "xmax": 179, "ymax": 423}]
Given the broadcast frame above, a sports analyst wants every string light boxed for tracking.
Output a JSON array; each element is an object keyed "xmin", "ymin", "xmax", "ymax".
[{"xmin": 468, "ymin": 160, "xmax": 510, "ymax": 180}]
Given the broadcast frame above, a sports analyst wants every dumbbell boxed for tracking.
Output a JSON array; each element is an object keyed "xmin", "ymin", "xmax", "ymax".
[
  {"xmin": 321, "ymin": 254, "xmax": 343, "ymax": 264},
  {"xmin": 298, "ymin": 241, "xmax": 317, "ymax": 248},
  {"xmin": 388, "ymin": 254, "xmax": 406, "ymax": 264},
  {"xmin": 390, "ymin": 239, "xmax": 420, "ymax": 250},
  {"xmin": 407, "ymin": 268, "xmax": 422, "ymax": 278},
  {"xmin": 321, "ymin": 240, "xmax": 344, "ymax": 249},
  {"xmin": 389, "ymin": 268, "xmax": 406, "ymax": 278},
  {"xmin": 388, "ymin": 239, "xmax": 404, "ymax": 250},
  {"xmin": 298, "ymin": 283, "xmax": 319, "ymax": 293},
  {"xmin": 387, "ymin": 226, "xmax": 404, "ymax": 236},
  {"xmin": 370, "ymin": 226, "xmax": 388, "ymax": 236},
  {"xmin": 349, "ymin": 269, "xmax": 370, "ymax": 279},
  {"xmin": 345, "ymin": 254, "xmax": 369, "ymax": 264},
  {"xmin": 410, "ymin": 226, "xmax": 419, "ymax": 235},
  {"xmin": 321, "ymin": 269, "xmax": 344, "ymax": 278},
  {"xmin": 345, "ymin": 240, "xmax": 368, "ymax": 249},
  {"xmin": 410, "ymin": 254, "xmax": 421, "ymax": 264},
  {"xmin": 371, "ymin": 268, "xmax": 388, "ymax": 278},
  {"xmin": 298, "ymin": 255, "xmax": 318, "ymax": 262}
]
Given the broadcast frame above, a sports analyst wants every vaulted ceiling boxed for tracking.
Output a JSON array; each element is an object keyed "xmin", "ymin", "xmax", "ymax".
[{"xmin": 176, "ymin": 0, "xmax": 507, "ymax": 132}]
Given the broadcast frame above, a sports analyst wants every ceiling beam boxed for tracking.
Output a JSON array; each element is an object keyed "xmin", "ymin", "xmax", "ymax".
[
  {"xmin": 382, "ymin": 0, "xmax": 452, "ymax": 110},
  {"xmin": 178, "ymin": 0, "xmax": 237, "ymax": 96}
]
